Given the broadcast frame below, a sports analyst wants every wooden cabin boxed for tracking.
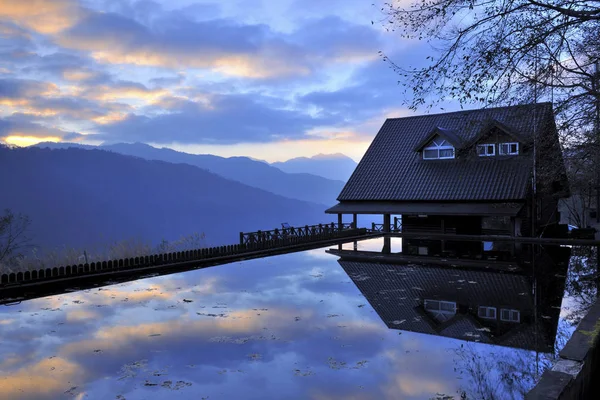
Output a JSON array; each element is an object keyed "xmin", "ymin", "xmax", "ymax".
[{"xmin": 326, "ymin": 103, "xmax": 569, "ymax": 236}]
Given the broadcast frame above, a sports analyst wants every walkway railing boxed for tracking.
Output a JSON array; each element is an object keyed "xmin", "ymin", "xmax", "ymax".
[
  {"xmin": 1, "ymin": 223, "xmax": 367, "ymax": 288},
  {"xmin": 370, "ymin": 223, "xmax": 401, "ymax": 233},
  {"xmin": 240, "ymin": 222, "xmax": 356, "ymax": 246}
]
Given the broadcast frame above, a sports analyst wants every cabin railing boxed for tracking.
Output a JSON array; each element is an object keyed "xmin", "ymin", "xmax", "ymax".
[{"xmin": 239, "ymin": 223, "xmax": 357, "ymax": 246}]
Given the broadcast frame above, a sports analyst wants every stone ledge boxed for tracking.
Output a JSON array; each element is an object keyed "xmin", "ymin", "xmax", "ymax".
[
  {"xmin": 525, "ymin": 370, "xmax": 572, "ymax": 399},
  {"xmin": 560, "ymin": 301, "xmax": 600, "ymax": 361}
]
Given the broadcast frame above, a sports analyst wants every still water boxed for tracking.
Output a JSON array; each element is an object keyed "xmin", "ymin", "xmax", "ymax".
[{"xmin": 0, "ymin": 238, "xmax": 596, "ymax": 399}]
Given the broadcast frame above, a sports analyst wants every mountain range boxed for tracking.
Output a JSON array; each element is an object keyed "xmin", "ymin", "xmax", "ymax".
[
  {"xmin": 271, "ymin": 153, "xmax": 358, "ymax": 182},
  {"xmin": 1, "ymin": 145, "xmax": 335, "ymax": 254},
  {"xmin": 35, "ymin": 142, "xmax": 347, "ymax": 206}
]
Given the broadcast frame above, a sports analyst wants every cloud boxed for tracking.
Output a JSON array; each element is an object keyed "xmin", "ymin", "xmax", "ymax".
[
  {"xmin": 96, "ymin": 92, "xmax": 333, "ymax": 144},
  {"xmin": 0, "ymin": 113, "xmax": 84, "ymax": 145},
  {"xmin": 298, "ymin": 56, "xmax": 408, "ymax": 121},
  {"xmin": 0, "ymin": 78, "xmax": 59, "ymax": 100},
  {"xmin": 0, "ymin": 0, "xmax": 84, "ymax": 34},
  {"xmin": 47, "ymin": 3, "xmax": 381, "ymax": 79}
]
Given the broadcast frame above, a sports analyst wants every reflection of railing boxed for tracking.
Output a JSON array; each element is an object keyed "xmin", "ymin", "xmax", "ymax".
[
  {"xmin": 1, "ymin": 223, "xmax": 368, "ymax": 288},
  {"xmin": 371, "ymin": 223, "xmax": 400, "ymax": 232},
  {"xmin": 240, "ymin": 223, "xmax": 358, "ymax": 246}
]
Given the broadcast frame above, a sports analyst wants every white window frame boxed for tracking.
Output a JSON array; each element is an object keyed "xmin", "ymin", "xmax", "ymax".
[
  {"xmin": 499, "ymin": 142, "xmax": 519, "ymax": 155},
  {"xmin": 477, "ymin": 144, "xmax": 495, "ymax": 157},
  {"xmin": 478, "ymin": 306, "xmax": 497, "ymax": 320},
  {"xmin": 500, "ymin": 308, "xmax": 520, "ymax": 322},
  {"xmin": 424, "ymin": 300, "xmax": 457, "ymax": 313},
  {"xmin": 423, "ymin": 138, "xmax": 455, "ymax": 160}
]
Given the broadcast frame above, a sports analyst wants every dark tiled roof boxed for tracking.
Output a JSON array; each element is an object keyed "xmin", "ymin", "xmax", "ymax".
[{"xmin": 339, "ymin": 103, "xmax": 555, "ymax": 201}]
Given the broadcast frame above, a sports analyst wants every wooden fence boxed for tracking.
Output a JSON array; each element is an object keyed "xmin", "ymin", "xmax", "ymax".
[
  {"xmin": 0, "ymin": 223, "xmax": 366, "ymax": 288},
  {"xmin": 240, "ymin": 222, "xmax": 356, "ymax": 245},
  {"xmin": 371, "ymin": 223, "xmax": 401, "ymax": 232}
]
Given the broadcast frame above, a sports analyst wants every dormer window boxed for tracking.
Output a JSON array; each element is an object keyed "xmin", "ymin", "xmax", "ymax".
[
  {"xmin": 477, "ymin": 144, "xmax": 495, "ymax": 157},
  {"xmin": 499, "ymin": 142, "xmax": 519, "ymax": 155},
  {"xmin": 423, "ymin": 138, "xmax": 455, "ymax": 160}
]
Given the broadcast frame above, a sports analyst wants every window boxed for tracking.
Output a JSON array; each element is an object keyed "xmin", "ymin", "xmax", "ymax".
[
  {"xmin": 500, "ymin": 309, "xmax": 520, "ymax": 322},
  {"xmin": 477, "ymin": 144, "xmax": 495, "ymax": 156},
  {"xmin": 424, "ymin": 300, "xmax": 457, "ymax": 322},
  {"xmin": 499, "ymin": 142, "xmax": 519, "ymax": 155},
  {"xmin": 423, "ymin": 138, "xmax": 455, "ymax": 159},
  {"xmin": 478, "ymin": 306, "xmax": 497, "ymax": 319}
]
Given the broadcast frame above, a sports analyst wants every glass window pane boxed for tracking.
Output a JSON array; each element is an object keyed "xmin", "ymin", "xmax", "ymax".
[
  {"xmin": 510, "ymin": 143, "xmax": 518, "ymax": 154},
  {"xmin": 487, "ymin": 145, "xmax": 495, "ymax": 155},
  {"xmin": 477, "ymin": 145, "xmax": 485, "ymax": 155},
  {"xmin": 425, "ymin": 300, "xmax": 439, "ymax": 310},
  {"xmin": 423, "ymin": 149, "xmax": 438, "ymax": 159},
  {"xmin": 439, "ymin": 148, "xmax": 454, "ymax": 158},
  {"xmin": 440, "ymin": 302, "xmax": 455, "ymax": 312}
]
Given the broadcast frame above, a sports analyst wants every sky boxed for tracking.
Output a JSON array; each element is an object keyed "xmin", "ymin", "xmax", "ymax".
[{"xmin": 0, "ymin": 0, "xmax": 452, "ymax": 162}]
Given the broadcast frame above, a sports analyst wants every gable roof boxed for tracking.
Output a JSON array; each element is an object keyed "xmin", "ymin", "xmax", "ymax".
[
  {"xmin": 413, "ymin": 127, "xmax": 464, "ymax": 152},
  {"xmin": 467, "ymin": 118, "xmax": 530, "ymax": 147},
  {"xmin": 338, "ymin": 103, "xmax": 556, "ymax": 202}
]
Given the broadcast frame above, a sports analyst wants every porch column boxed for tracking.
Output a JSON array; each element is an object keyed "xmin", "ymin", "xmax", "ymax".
[
  {"xmin": 338, "ymin": 213, "xmax": 343, "ymax": 232},
  {"xmin": 382, "ymin": 236, "xmax": 391, "ymax": 254},
  {"xmin": 383, "ymin": 214, "xmax": 391, "ymax": 233},
  {"xmin": 353, "ymin": 213, "xmax": 357, "ymax": 229},
  {"xmin": 383, "ymin": 214, "xmax": 391, "ymax": 253}
]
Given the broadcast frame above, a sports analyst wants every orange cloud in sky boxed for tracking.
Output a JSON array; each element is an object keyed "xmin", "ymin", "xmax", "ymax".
[
  {"xmin": 0, "ymin": 0, "xmax": 83, "ymax": 34},
  {"xmin": 84, "ymin": 85, "xmax": 169, "ymax": 103},
  {"xmin": 91, "ymin": 112, "xmax": 128, "ymax": 125},
  {"xmin": 2, "ymin": 135, "xmax": 62, "ymax": 147},
  {"xmin": 62, "ymin": 69, "xmax": 97, "ymax": 82}
]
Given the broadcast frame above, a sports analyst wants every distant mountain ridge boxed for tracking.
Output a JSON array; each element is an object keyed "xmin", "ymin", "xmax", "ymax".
[
  {"xmin": 35, "ymin": 142, "xmax": 344, "ymax": 206},
  {"xmin": 0, "ymin": 145, "xmax": 332, "ymax": 252},
  {"xmin": 271, "ymin": 153, "xmax": 357, "ymax": 182}
]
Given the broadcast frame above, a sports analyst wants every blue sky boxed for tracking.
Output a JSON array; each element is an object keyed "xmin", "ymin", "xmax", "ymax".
[{"xmin": 0, "ymin": 0, "xmax": 450, "ymax": 162}]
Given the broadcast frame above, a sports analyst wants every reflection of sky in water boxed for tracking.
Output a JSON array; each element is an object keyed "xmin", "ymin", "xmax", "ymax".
[{"xmin": 0, "ymin": 240, "xmax": 590, "ymax": 400}]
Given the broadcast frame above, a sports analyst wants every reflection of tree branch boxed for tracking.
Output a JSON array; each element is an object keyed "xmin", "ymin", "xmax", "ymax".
[{"xmin": 453, "ymin": 343, "xmax": 554, "ymax": 399}]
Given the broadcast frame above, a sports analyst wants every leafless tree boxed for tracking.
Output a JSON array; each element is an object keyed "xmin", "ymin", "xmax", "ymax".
[
  {"xmin": 0, "ymin": 209, "xmax": 32, "ymax": 268},
  {"xmin": 380, "ymin": 0, "xmax": 600, "ymax": 142}
]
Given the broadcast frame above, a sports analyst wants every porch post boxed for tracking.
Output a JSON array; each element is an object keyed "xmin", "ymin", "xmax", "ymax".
[
  {"xmin": 383, "ymin": 214, "xmax": 391, "ymax": 233},
  {"xmin": 338, "ymin": 213, "xmax": 343, "ymax": 232},
  {"xmin": 353, "ymin": 213, "xmax": 357, "ymax": 229},
  {"xmin": 383, "ymin": 214, "xmax": 391, "ymax": 253}
]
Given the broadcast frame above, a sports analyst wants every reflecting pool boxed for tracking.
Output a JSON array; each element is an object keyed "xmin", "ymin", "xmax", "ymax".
[{"xmin": 0, "ymin": 238, "xmax": 597, "ymax": 399}]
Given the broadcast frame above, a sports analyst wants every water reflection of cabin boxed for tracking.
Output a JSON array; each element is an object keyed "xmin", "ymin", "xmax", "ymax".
[
  {"xmin": 326, "ymin": 103, "xmax": 569, "ymax": 237},
  {"xmin": 333, "ymin": 244, "xmax": 570, "ymax": 352}
]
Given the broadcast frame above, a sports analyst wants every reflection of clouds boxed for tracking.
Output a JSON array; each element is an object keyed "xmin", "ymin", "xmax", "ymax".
[
  {"xmin": 381, "ymin": 344, "xmax": 454, "ymax": 399},
  {"xmin": 66, "ymin": 309, "xmax": 100, "ymax": 322},
  {"xmin": 59, "ymin": 307, "xmax": 302, "ymax": 358},
  {"xmin": 0, "ymin": 356, "xmax": 84, "ymax": 400}
]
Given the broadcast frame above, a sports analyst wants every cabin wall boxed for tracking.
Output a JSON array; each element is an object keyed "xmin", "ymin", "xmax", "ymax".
[{"xmin": 402, "ymin": 215, "xmax": 482, "ymax": 235}]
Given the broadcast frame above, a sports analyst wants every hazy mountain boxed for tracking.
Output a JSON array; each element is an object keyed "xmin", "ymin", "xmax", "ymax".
[
  {"xmin": 0, "ymin": 146, "xmax": 333, "ymax": 253},
  {"xmin": 35, "ymin": 142, "xmax": 345, "ymax": 206},
  {"xmin": 271, "ymin": 153, "xmax": 358, "ymax": 182}
]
